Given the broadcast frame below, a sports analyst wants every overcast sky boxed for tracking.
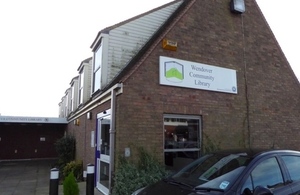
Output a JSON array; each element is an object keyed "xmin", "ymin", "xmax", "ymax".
[{"xmin": 0, "ymin": 0, "xmax": 299, "ymax": 117}]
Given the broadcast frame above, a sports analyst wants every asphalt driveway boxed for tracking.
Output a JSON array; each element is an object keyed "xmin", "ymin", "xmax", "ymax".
[
  {"xmin": 0, "ymin": 159, "xmax": 103, "ymax": 195},
  {"xmin": 0, "ymin": 159, "xmax": 55, "ymax": 195}
]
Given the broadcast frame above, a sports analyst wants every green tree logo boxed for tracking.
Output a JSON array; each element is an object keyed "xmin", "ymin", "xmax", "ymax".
[{"xmin": 164, "ymin": 61, "xmax": 184, "ymax": 83}]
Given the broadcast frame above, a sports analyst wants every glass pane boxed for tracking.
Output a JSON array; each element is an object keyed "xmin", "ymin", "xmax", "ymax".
[
  {"xmin": 101, "ymin": 122, "xmax": 110, "ymax": 155},
  {"xmin": 241, "ymin": 176, "xmax": 253, "ymax": 193},
  {"xmin": 251, "ymin": 157, "xmax": 283, "ymax": 189},
  {"xmin": 79, "ymin": 89, "xmax": 83, "ymax": 104},
  {"xmin": 94, "ymin": 44, "xmax": 102, "ymax": 70},
  {"xmin": 100, "ymin": 161, "xmax": 109, "ymax": 189},
  {"xmin": 282, "ymin": 156, "xmax": 300, "ymax": 181},
  {"xmin": 80, "ymin": 73, "xmax": 84, "ymax": 88},
  {"xmin": 164, "ymin": 118, "xmax": 200, "ymax": 149},
  {"xmin": 171, "ymin": 153, "xmax": 250, "ymax": 190},
  {"xmin": 93, "ymin": 44, "xmax": 102, "ymax": 92},
  {"xmin": 93, "ymin": 69, "xmax": 101, "ymax": 92},
  {"xmin": 164, "ymin": 116, "xmax": 201, "ymax": 171}
]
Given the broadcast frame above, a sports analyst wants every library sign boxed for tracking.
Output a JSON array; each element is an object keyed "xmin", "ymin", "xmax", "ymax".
[
  {"xmin": 0, "ymin": 116, "xmax": 67, "ymax": 124},
  {"xmin": 159, "ymin": 56, "xmax": 237, "ymax": 94}
]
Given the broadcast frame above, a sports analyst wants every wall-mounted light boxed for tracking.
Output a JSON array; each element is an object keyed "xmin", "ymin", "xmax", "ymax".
[
  {"xmin": 40, "ymin": 137, "xmax": 46, "ymax": 141},
  {"xmin": 74, "ymin": 119, "xmax": 80, "ymax": 126},
  {"xmin": 87, "ymin": 112, "xmax": 92, "ymax": 120},
  {"xmin": 230, "ymin": 0, "xmax": 245, "ymax": 14}
]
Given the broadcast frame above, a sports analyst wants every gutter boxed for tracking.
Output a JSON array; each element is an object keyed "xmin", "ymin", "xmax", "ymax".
[
  {"xmin": 68, "ymin": 83, "xmax": 122, "ymax": 193},
  {"xmin": 68, "ymin": 83, "xmax": 123, "ymax": 122},
  {"xmin": 108, "ymin": 83, "xmax": 119, "ymax": 193}
]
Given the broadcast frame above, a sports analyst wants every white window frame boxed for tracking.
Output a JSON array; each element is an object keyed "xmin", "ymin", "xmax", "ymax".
[
  {"xmin": 71, "ymin": 85, "xmax": 75, "ymax": 112},
  {"xmin": 79, "ymin": 70, "xmax": 84, "ymax": 105},
  {"xmin": 93, "ymin": 43, "xmax": 102, "ymax": 93},
  {"xmin": 164, "ymin": 114, "xmax": 201, "ymax": 152}
]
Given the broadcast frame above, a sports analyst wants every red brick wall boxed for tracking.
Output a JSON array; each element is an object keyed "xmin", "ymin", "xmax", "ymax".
[
  {"xmin": 114, "ymin": 0, "xmax": 300, "ymax": 162},
  {"xmin": 68, "ymin": 0, "xmax": 300, "ymax": 166},
  {"xmin": 67, "ymin": 102, "xmax": 110, "ymax": 167}
]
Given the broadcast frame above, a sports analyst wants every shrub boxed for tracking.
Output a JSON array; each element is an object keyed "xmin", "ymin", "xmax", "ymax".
[
  {"xmin": 63, "ymin": 161, "xmax": 83, "ymax": 182},
  {"xmin": 112, "ymin": 146, "xmax": 169, "ymax": 195},
  {"xmin": 54, "ymin": 135, "xmax": 76, "ymax": 167},
  {"xmin": 63, "ymin": 172, "xmax": 79, "ymax": 195},
  {"xmin": 203, "ymin": 133, "xmax": 220, "ymax": 154}
]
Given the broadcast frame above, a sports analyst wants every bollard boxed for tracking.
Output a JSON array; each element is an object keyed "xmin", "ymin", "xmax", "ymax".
[
  {"xmin": 86, "ymin": 164, "xmax": 95, "ymax": 195},
  {"xmin": 49, "ymin": 168, "xmax": 59, "ymax": 195}
]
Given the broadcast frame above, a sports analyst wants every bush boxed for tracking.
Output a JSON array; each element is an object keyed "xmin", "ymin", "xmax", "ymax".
[
  {"xmin": 203, "ymin": 133, "xmax": 220, "ymax": 154},
  {"xmin": 54, "ymin": 135, "xmax": 76, "ymax": 167},
  {"xmin": 63, "ymin": 172, "xmax": 80, "ymax": 195},
  {"xmin": 63, "ymin": 161, "xmax": 83, "ymax": 182},
  {"xmin": 112, "ymin": 147, "xmax": 169, "ymax": 195}
]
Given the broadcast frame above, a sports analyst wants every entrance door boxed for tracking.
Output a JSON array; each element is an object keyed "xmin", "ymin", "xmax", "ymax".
[{"xmin": 96, "ymin": 115, "xmax": 111, "ymax": 195}]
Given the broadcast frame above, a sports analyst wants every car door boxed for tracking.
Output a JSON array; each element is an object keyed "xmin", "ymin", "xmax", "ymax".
[
  {"xmin": 280, "ymin": 155, "xmax": 300, "ymax": 195},
  {"xmin": 240, "ymin": 156, "xmax": 293, "ymax": 195}
]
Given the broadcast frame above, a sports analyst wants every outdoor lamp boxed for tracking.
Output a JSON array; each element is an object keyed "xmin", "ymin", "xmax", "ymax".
[{"xmin": 230, "ymin": 0, "xmax": 245, "ymax": 14}]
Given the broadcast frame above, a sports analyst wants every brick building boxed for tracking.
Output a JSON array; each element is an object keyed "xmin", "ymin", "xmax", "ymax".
[{"xmin": 60, "ymin": 0, "xmax": 300, "ymax": 194}]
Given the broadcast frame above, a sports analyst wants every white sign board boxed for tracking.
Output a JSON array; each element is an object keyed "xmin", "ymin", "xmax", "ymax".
[
  {"xmin": 0, "ymin": 116, "xmax": 68, "ymax": 124},
  {"xmin": 159, "ymin": 56, "xmax": 237, "ymax": 94}
]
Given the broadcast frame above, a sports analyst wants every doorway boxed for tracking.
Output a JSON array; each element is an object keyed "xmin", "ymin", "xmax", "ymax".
[{"xmin": 96, "ymin": 110, "xmax": 111, "ymax": 195}]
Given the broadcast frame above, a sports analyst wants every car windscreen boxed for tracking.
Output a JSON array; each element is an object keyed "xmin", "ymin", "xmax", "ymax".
[{"xmin": 171, "ymin": 153, "xmax": 251, "ymax": 191}]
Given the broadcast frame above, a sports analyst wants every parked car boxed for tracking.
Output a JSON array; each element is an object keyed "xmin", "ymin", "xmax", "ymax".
[{"xmin": 132, "ymin": 149, "xmax": 300, "ymax": 195}]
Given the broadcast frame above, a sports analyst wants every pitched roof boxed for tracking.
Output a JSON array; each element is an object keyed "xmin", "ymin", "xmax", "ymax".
[
  {"xmin": 94, "ymin": 0, "xmax": 195, "ymax": 94},
  {"xmin": 77, "ymin": 57, "xmax": 92, "ymax": 71},
  {"xmin": 90, "ymin": 0, "xmax": 187, "ymax": 50}
]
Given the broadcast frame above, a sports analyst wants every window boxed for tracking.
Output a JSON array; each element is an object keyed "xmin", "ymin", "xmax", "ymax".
[
  {"xmin": 71, "ymin": 85, "xmax": 75, "ymax": 112},
  {"xmin": 241, "ymin": 157, "xmax": 284, "ymax": 194},
  {"xmin": 282, "ymin": 156, "xmax": 300, "ymax": 182},
  {"xmin": 172, "ymin": 153, "xmax": 250, "ymax": 191},
  {"xmin": 164, "ymin": 114, "xmax": 201, "ymax": 171},
  {"xmin": 79, "ymin": 71, "xmax": 84, "ymax": 105},
  {"xmin": 65, "ymin": 95, "xmax": 68, "ymax": 116},
  {"xmin": 93, "ymin": 43, "xmax": 102, "ymax": 92}
]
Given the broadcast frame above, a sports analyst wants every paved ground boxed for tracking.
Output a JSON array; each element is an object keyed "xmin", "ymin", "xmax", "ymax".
[{"xmin": 0, "ymin": 159, "xmax": 104, "ymax": 195}]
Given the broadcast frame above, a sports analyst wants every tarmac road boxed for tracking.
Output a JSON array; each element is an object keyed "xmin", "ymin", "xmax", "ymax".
[{"xmin": 0, "ymin": 159, "xmax": 103, "ymax": 195}]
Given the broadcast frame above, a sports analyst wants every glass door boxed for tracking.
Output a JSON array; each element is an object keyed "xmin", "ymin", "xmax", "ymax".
[{"xmin": 96, "ymin": 115, "xmax": 111, "ymax": 195}]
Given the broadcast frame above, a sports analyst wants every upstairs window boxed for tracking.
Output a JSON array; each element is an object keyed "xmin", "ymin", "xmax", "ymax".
[
  {"xmin": 71, "ymin": 85, "xmax": 75, "ymax": 112},
  {"xmin": 93, "ymin": 43, "xmax": 102, "ymax": 92},
  {"xmin": 64, "ymin": 95, "xmax": 68, "ymax": 117},
  {"xmin": 79, "ymin": 71, "xmax": 84, "ymax": 105}
]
